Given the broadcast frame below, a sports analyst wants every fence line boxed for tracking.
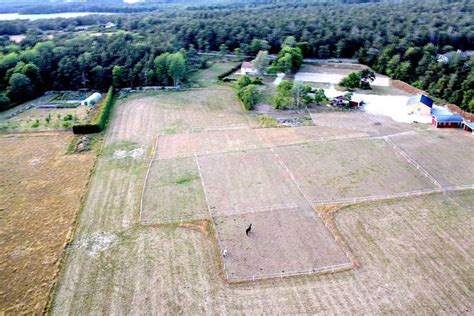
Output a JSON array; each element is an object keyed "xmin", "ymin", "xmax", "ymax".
[
  {"xmin": 194, "ymin": 153, "xmax": 230, "ymax": 280},
  {"xmin": 138, "ymin": 135, "xmax": 159, "ymax": 223},
  {"xmin": 383, "ymin": 137, "xmax": 443, "ymax": 189},
  {"xmin": 153, "ymin": 130, "xmax": 420, "ymax": 161},
  {"xmin": 312, "ymin": 185, "xmax": 474, "ymax": 206},
  {"xmin": 227, "ymin": 262, "xmax": 353, "ymax": 283}
]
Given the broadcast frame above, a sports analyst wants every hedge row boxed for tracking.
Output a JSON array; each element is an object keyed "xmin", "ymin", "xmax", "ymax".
[
  {"xmin": 72, "ymin": 86, "xmax": 114, "ymax": 135},
  {"xmin": 217, "ymin": 62, "xmax": 243, "ymax": 81}
]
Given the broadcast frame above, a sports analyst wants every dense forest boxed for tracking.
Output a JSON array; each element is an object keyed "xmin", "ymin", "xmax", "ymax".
[{"xmin": 0, "ymin": 0, "xmax": 473, "ymax": 111}]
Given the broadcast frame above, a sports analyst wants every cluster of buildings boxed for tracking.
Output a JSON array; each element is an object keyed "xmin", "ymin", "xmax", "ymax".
[{"xmin": 407, "ymin": 94, "xmax": 473, "ymax": 134}]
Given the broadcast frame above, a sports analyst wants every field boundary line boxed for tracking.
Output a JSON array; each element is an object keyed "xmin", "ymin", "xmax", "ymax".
[
  {"xmin": 383, "ymin": 136, "xmax": 443, "ymax": 189},
  {"xmin": 266, "ymin": 145, "xmax": 352, "ymax": 266},
  {"xmin": 153, "ymin": 130, "xmax": 420, "ymax": 161},
  {"xmin": 214, "ymin": 203, "xmax": 304, "ymax": 218},
  {"xmin": 139, "ymin": 135, "xmax": 159, "ymax": 223},
  {"xmin": 312, "ymin": 185, "xmax": 474, "ymax": 206},
  {"xmin": 227, "ymin": 261, "xmax": 353, "ymax": 283},
  {"xmin": 194, "ymin": 153, "xmax": 230, "ymax": 281}
]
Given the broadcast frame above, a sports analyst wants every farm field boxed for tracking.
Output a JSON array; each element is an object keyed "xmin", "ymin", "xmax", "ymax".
[
  {"xmin": 50, "ymin": 72, "xmax": 473, "ymax": 313},
  {"xmin": 390, "ymin": 130, "xmax": 474, "ymax": 187},
  {"xmin": 52, "ymin": 190, "xmax": 474, "ymax": 314},
  {"xmin": 276, "ymin": 138, "xmax": 437, "ymax": 202},
  {"xmin": 0, "ymin": 132, "xmax": 95, "ymax": 314}
]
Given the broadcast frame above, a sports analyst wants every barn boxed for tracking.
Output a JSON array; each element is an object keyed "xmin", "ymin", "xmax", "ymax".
[
  {"xmin": 407, "ymin": 94, "xmax": 433, "ymax": 116},
  {"xmin": 462, "ymin": 121, "xmax": 474, "ymax": 135},
  {"xmin": 81, "ymin": 92, "xmax": 102, "ymax": 106},
  {"xmin": 431, "ymin": 114, "xmax": 464, "ymax": 128}
]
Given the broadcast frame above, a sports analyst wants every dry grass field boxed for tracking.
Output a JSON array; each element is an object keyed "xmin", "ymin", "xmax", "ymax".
[
  {"xmin": 0, "ymin": 132, "xmax": 95, "ymax": 314},
  {"xmin": 276, "ymin": 138, "xmax": 437, "ymax": 202},
  {"xmin": 50, "ymin": 80, "xmax": 473, "ymax": 313},
  {"xmin": 141, "ymin": 157, "xmax": 208, "ymax": 223},
  {"xmin": 390, "ymin": 130, "xmax": 474, "ymax": 187},
  {"xmin": 52, "ymin": 192, "xmax": 473, "ymax": 314}
]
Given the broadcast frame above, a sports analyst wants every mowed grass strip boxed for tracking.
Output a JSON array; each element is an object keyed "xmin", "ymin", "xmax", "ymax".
[{"xmin": 141, "ymin": 157, "xmax": 209, "ymax": 223}]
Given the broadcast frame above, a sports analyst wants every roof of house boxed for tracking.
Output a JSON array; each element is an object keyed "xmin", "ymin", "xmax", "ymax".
[
  {"xmin": 241, "ymin": 62, "xmax": 253, "ymax": 68},
  {"xmin": 463, "ymin": 121, "xmax": 474, "ymax": 129},
  {"xmin": 407, "ymin": 94, "xmax": 433, "ymax": 108},
  {"xmin": 433, "ymin": 114, "xmax": 464, "ymax": 123},
  {"xmin": 431, "ymin": 106, "xmax": 452, "ymax": 116}
]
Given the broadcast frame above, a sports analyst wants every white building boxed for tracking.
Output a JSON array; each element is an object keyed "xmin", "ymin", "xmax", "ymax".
[
  {"xmin": 81, "ymin": 92, "xmax": 102, "ymax": 106},
  {"xmin": 240, "ymin": 62, "xmax": 257, "ymax": 75}
]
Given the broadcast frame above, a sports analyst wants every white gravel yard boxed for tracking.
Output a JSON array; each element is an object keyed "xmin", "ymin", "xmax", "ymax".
[
  {"xmin": 295, "ymin": 72, "xmax": 390, "ymax": 86},
  {"xmin": 323, "ymin": 87, "xmax": 438, "ymax": 124}
]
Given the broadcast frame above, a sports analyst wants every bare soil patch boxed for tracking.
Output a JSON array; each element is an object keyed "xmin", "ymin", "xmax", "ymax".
[
  {"xmin": 0, "ymin": 132, "xmax": 95, "ymax": 314},
  {"xmin": 197, "ymin": 149, "xmax": 305, "ymax": 215},
  {"xmin": 215, "ymin": 207, "xmax": 351, "ymax": 281}
]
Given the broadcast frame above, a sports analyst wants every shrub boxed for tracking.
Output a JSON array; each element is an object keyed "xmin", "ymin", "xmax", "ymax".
[
  {"xmin": 237, "ymin": 84, "xmax": 259, "ymax": 111},
  {"xmin": 72, "ymin": 86, "xmax": 115, "ymax": 134},
  {"xmin": 217, "ymin": 63, "xmax": 243, "ymax": 81}
]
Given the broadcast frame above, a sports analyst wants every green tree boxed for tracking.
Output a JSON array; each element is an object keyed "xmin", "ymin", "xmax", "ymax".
[
  {"xmin": 0, "ymin": 93, "xmax": 11, "ymax": 111},
  {"xmin": 252, "ymin": 50, "xmax": 269, "ymax": 75},
  {"xmin": 274, "ymin": 80, "xmax": 293, "ymax": 109},
  {"xmin": 112, "ymin": 65, "xmax": 123, "ymax": 88},
  {"xmin": 238, "ymin": 84, "xmax": 259, "ymax": 110},
  {"xmin": 154, "ymin": 53, "xmax": 170, "ymax": 85},
  {"xmin": 339, "ymin": 72, "xmax": 361, "ymax": 90},
  {"xmin": 359, "ymin": 69, "xmax": 376, "ymax": 89},
  {"xmin": 291, "ymin": 81, "xmax": 305, "ymax": 108},
  {"xmin": 7, "ymin": 73, "xmax": 34, "ymax": 103},
  {"xmin": 237, "ymin": 75, "xmax": 252, "ymax": 89},
  {"xmin": 168, "ymin": 52, "xmax": 187, "ymax": 87}
]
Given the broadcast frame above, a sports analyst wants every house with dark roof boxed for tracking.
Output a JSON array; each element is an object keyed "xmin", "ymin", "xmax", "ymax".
[{"xmin": 407, "ymin": 94, "xmax": 433, "ymax": 116}]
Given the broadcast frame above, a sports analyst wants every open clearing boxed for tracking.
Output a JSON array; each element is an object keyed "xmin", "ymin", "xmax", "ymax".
[
  {"xmin": 0, "ymin": 132, "xmax": 95, "ymax": 314},
  {"xmin": 295, "ymin": 64, "xmax": 390, "ymax": 86},
  {"xmin": 51, "ymin": 71, "xmax": 473, "ymax": 313}
]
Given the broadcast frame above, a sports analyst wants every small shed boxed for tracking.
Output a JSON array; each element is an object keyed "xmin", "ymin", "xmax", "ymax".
[
  {"xmin": 462, "ymin": 121, "xmax": 474, "ymax": 134},
  {"xmin": 432, "ymin": 114, "xmax": 464, "ymax": 128},
  {"xmin": 407, "ymin": 94, "xmax": 433, "ymax": 116},
  {"xmin": 241, "ymin": 62, "xmax": 257, "ymax": 75},
  {"xmin": 81, "ymin": 92, "xmax": 102, "ymax": 106}
]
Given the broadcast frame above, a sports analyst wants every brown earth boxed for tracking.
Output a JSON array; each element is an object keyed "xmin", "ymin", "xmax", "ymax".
[{"xmin": 0, "ymin": 132, "xmax": 95, "ymax": 314}]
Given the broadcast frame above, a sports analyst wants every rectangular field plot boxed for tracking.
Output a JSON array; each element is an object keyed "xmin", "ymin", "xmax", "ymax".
[
  {"xmin": 390, "ymin": 131, "xmax": 474, "ymax": 187},
  {"xmin": 256, "ymin": 125, "xmax": 369, "ymax": 147},
  {"xmin": 157, "ymin": 129, "xmax": 264, "ymax": 159},
  {"xmin": 197, "ymin": 149, "xmax": 306, "ymax": 216},
  {"xmin": 276, "ymin": 139, "xmax": 436, "ymax": 202},
  {"xmin": 215, "ymin": 207, "xmax": 351, "ymax": 281},
  {"xmin": 141, "ymin": 157, "xmax": 209, "ymax": 223}
]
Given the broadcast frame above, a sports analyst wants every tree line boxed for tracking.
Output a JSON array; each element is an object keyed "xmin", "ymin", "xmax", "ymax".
[{"xmin": 0, "ymin": 0, "xmax": 472, "ymax": 111}]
